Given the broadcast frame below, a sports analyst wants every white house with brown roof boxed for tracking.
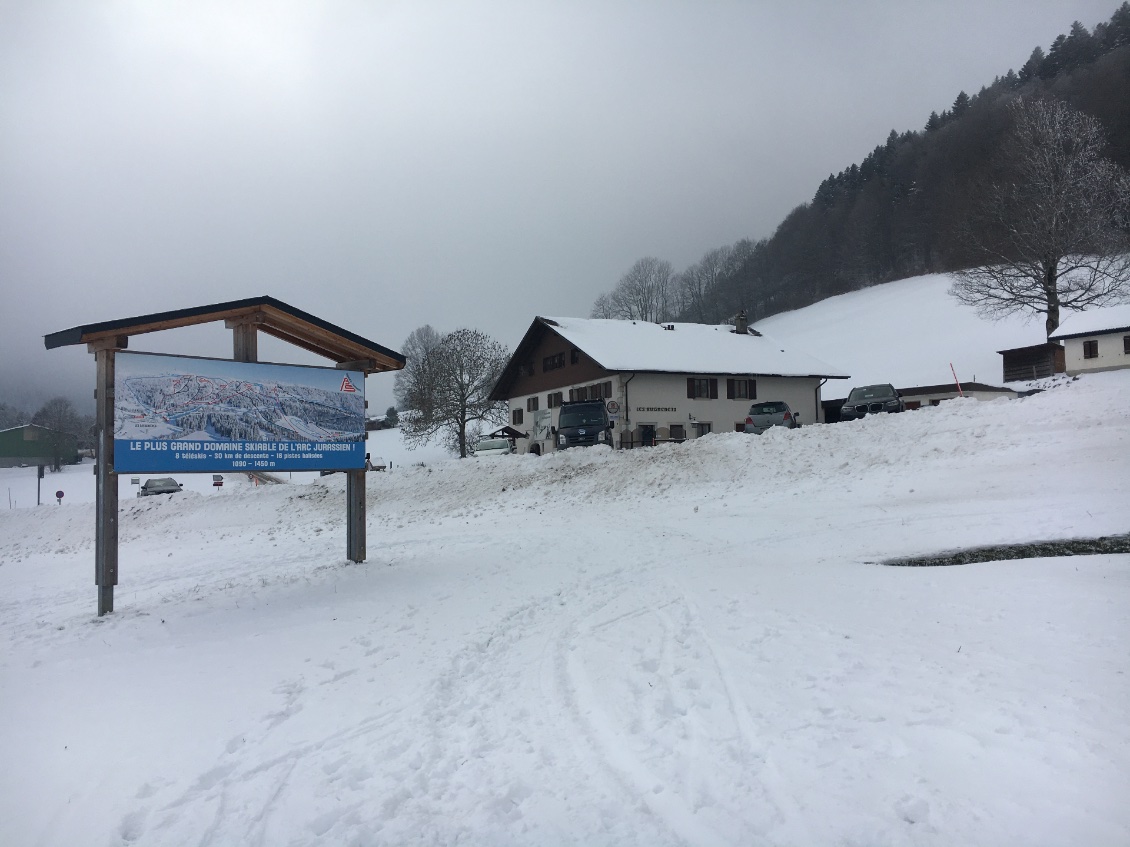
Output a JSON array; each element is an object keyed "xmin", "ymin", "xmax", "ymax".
[
  {"xmin": 489, "ymin": 316, "xmax": 848, "ymax": 453},
  {"xmin": 1048, "ymin": 304, "xmax": 1130, "ymax": 375}
]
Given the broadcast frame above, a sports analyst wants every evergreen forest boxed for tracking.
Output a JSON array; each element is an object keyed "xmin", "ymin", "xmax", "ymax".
[{"xmin": 591, "ymin": 4, "xmax": 1130, "ymax": 326}]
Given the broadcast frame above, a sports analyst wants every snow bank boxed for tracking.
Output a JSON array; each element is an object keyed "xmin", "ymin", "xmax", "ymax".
[{"xmin": 0, "ymin": 371, "xmax": 1127, "ymax": 846}]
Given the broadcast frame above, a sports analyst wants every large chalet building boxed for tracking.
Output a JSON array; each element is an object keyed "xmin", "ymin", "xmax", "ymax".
[{"xmin": 489, "ymin": 315, "xmax": 848, "ymax": 452}]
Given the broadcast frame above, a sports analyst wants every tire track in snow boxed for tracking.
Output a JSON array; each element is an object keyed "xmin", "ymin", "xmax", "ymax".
[{"xmin": 557, "ymin": 577, "xmax": 802, "ymax": 844}]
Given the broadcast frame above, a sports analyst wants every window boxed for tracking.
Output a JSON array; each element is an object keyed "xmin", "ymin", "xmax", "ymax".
[
  {"xmin": 1124, "ymin": 335, "xmax": 1129, "ymax": 354},
  {"xmin": 547, "ymin": 392, "xmax": 563, "ymax": 408},
  {"xmin": 543, "ymin": 352, "xmax": 565, "ymax": 372},
  {"xmin": 570, "ymin": 348, "xmax": 580, "ymax": 365},
  {"xmin": 686, "ymin": 377, "xmax": 718, "ymax": 399},
  {"xmin": 1083, "ymin": 340, "xmax": 1099, "ymax": 359},
  {"xmin": 569, "ymin": 386, "xmax": 588, "ymax": 401},
  {"xmin": 526, "ymin": 396, "xmax": 539, "ymax": 412},
  {"xmin": 512, "ymin": 408, "xmax": 524, "ymax": 426},
  {"xmin": 696, "ymin": 422, "xmax": 712, "ymax": 436},
  {"xmin": 669, "ymin": 424, "xmax": 685, "ymax": 441},
  {"xmin": 726, "ymin": 378, "xmax": 755, "ymax": 400},
  {"xmin": 587, "ymin": 381, "xmax": 612, "ymax": 399}
]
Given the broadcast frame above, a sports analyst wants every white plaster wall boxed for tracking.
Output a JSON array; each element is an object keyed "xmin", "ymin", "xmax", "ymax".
[
  {"xmin": 623, "ymin": 374, "xmax": 824, "ymax": 437},
  {"xmin": 1063, "ymin": 332, "xmax": 1130, "ymax": 375},
  {"xmin": 509, "ymin": 373, "xmax": 828, "ymax": 450}
]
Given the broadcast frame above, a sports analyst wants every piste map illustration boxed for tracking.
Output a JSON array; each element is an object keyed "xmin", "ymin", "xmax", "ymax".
[{"xmin": 114, "ymin": 354, "xmax": 365, "ymax": 445}]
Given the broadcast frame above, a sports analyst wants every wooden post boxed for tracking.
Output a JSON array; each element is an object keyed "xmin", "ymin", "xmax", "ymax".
[
  {"xmin": 232, "ymin": 323, "xmax": 258, "ymax": 363},
  {"xmin": 226, "ymin": 313, "xmax": 263, "ymax": 363},
  {"xmin": 346, "ymin": 468, "xmax": 365, "ymax": 562},
  {"xmin": 93, "ymin": 345, "xmax": 119, "ymax": 615}
]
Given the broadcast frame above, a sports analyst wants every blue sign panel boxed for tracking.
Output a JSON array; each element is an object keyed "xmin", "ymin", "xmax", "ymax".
[{"xmin": 114, "ymin": 352, "xmax": 366, "ymax": 473}]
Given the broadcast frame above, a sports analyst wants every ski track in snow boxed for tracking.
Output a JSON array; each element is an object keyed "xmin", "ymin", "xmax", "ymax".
[{"xmin": 0, "ymin": 372, "xmax": 1128, "ymax": 846}]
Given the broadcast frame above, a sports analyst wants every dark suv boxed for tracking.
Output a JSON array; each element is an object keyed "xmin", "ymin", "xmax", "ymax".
[
  {"xmin": 554, "ymin": 400, "xmax": 613, "ymax": 449},
  {"xmin": 840, "ymin": 384, "xmax": 904, "ymax": 421}
]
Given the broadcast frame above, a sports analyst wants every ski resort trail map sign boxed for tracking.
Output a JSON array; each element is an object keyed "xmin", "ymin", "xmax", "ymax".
[{"xmin": 114, "ymin": 352, "xmax": 366, "ymax": 473}]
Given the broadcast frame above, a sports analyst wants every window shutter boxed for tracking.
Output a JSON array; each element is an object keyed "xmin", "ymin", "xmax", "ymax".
[
  {"xmin": 726, "ymin": 379, "xmax": 735, "ymax": 399},
  {"xmin": 750, "ymin": 379, "xmax": 756, "ymax": 399},
  {"xmin": 709, "ymin": 379, "xmax": 718, "ymax": 399},
  {"xmin": 687, "ymin": 378, "xmax": 695, "ymax": 399}
]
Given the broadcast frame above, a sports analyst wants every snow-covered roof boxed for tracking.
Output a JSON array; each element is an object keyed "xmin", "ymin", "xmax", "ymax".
[
  {"xmin": 538, "ymin": 316, "xmax": 849, "ymax": 378},
  {"xmin": 1049, "ymin": 304, "xmax": 1130, "ymax": 340}
]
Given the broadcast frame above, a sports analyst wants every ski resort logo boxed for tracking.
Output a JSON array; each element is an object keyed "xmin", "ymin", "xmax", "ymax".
[{"xmin": 339, "ymin": 375, "xmax": 358, "ymax": 392}]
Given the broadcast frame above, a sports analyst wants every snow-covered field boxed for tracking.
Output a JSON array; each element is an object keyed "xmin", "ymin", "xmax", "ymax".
[
  {"xmin": 0, "ymin": 427, "xmax": 450, "ymax": 509},
  {"xmin": 754, "ymin": 273, "xmax": 1045, "ymax": 399},
  {"xmin": 1, "ymin": 363, "xmax": 1128, "ymax": 845}
]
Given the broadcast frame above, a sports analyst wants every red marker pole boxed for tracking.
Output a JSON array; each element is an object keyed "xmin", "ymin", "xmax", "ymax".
[{"xmin": 950, "ymin": 363, "xmax": 964, "ymax": 397}]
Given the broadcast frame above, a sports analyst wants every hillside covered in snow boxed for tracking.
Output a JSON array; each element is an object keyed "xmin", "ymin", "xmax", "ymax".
[
  {"xmin": 1, "ymin": 361, "xmax": 1128, "ymax": 845},
  {"xmin": 754, "ymin": 273, "xmax": 1046, "ymax": 399}
]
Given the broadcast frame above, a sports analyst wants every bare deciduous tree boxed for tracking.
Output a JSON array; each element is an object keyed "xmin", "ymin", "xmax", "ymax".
[
  {"xmin": 399, "ymin": 327, "xmax": 509, "ymax": 458},
  {"xmin": 607, "ymin": 257, "xmax": 676, "ymax": 322},
  {"xmin": 0, "ymin": 402, "xmax": 29, "ymax": 429},
  {"xmin": 589, "ymin": 292, "xmax": 616, "ymax": 319},
  {"xmin": 30, "ymin": 396, "xmax": 87, "ymax": 470},
  {"xmin": 950, "ymin": 97, "xmax": 1130, "ymax": 335},
  {"xmin": 678, "ymin": 245, "xmax": 735, "ymax": 323},
  {"xmin": 393, "ymin": 324, "xmax": 442, "ymax": 416}
]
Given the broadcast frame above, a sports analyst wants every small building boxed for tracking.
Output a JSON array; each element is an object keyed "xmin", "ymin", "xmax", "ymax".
[
  {"xmin": 1048, "ymin": 304, "xmax": 1130, "ymax": 376},
  {"xmin": 898, "ymin": 382, "xmax": 1018, "ymax": 409},
  {"xmin": 489, "ymin": 315, "xmax": 848, "ymax": 452},
  {"xmin": 997, "ymin": 342, "xmax": 1066, "ymax": 382},
  {"xmin": 822, "ymin": 382, "xmax": 1017, "ymax": 421},
  {"xmin": 0, "ymin": 424, "xmax": 80, "ymax": 469}
]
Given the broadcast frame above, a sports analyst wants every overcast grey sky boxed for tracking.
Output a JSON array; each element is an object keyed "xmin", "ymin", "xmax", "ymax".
[{"xmin": 1, "ymin": 0, "xmax": 1120, "ymax": 415}]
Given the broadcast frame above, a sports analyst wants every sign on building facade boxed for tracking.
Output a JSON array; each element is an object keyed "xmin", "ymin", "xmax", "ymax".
[{"xmin": 114, "ymin": 352, "xmax": 366, "ymax": 473}]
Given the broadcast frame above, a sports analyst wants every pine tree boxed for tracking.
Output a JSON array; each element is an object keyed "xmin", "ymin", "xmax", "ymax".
[
  {"xmin": 1019, "ymin": 46, "xmax": 1044, "ymax": 82},
  {"xmin": 951, "ymin": 91, "xmax": 971, "ymax": 118}
]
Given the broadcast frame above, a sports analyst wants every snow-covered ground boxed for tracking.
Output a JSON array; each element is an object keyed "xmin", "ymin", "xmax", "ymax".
[
  {"xmin": 754, "ymin": 273, "xmax": 1046, "ymax": 399},
  {"xmin": 0, "ymin": 427, "xmax": 450, "ymax": 510},
  {"xmin": 2, "ymin": 276, "xmax": 1128, "ymax": 845},
  {"xmin": 1, "ymin": 360, "xmax": 1128, "ymax": 845}
]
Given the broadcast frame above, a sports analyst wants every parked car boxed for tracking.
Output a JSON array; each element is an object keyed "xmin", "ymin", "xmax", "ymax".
[
  {"xmin": 744, "ymin": 401, "xmax": 800, "ymax": 434},
  {"xmin": 553, "ymin": 400, "xmax": 614, "ymax": 450},
  {"xmin": 840, "ymin": 384, "xmax": 904, "ymax": 420},
  {"xmin": 137, "ymin": 477, "xmax": 183, "ymax": 497},
  {"xmin": 472, "ymin": 437, "xmax": 515, "ymax": 458}
]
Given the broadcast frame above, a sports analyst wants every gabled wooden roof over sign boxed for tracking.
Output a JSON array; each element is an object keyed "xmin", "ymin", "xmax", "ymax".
[{"xmin": 44, "ymin": 295, "xmax": 404, "ymax": 373}]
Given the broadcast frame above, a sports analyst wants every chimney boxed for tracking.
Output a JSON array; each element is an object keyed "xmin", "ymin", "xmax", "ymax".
[{"xmin": 734, "ymin": 310, "xmax": 748, "ymax": 334}]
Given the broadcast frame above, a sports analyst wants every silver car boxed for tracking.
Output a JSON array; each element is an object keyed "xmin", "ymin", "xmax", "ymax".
[
  {"xmin": 472, "ymin": 437, "xmax": 515, "ymax": 458},
  {"xmin": 840, "ymin": 384, "xmax": 904, "ymax": 421},
  {"xmin": 744, "ymin": 401, "xmax": 799, "ymax": 434}
]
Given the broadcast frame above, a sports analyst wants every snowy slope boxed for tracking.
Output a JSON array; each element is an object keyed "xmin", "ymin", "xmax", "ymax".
[
  {"xmin": 754, "ymin": 273, "xmax": 1047, "ymax": 398},
  {"xmin": 1, "ymin": 366, "xmax": 1128, "ymax": 846}
]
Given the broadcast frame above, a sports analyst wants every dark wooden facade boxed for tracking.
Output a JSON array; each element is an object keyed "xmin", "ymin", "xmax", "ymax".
[
  {"xmin": 997, "ymin": 343, "xmax": 1065, "ymax": 382},
  {"xmin": 492, "ymin": 320, "xmax": 615, "ymax": 399}
]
